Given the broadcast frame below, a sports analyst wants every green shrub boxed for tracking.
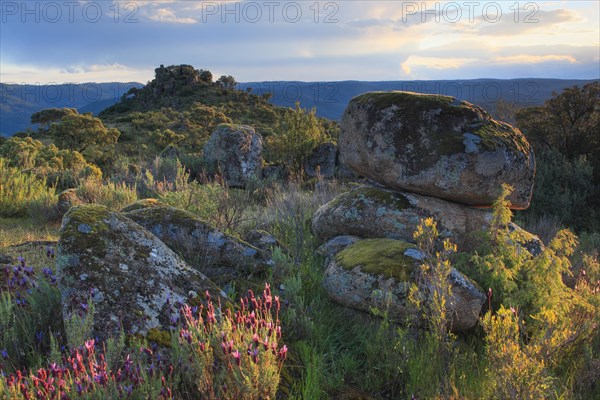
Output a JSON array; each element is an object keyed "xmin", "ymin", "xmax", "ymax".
[
  {"xmin": 522, "ymin": 149, "xmax": 594, "ymax": 230},
  {"xmin": 483, "ymin": 307, "xmax": 553, "ymax": 400},
  {"xmin": 76, "ymin": 177, "xmax": 137, "ymax": 211},
  {"xmin": 0, "ymin": 158, "xmax": 57, "ymax": 218}
]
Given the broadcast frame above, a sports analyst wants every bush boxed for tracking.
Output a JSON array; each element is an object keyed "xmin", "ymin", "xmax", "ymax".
[
  {"xmin": 0, "ymin": 158, "xmax": 57, "ymax": 218},
  {"xmin": 266, "ymin": 103, "xmax": 330, "ymax": 178},
  {"xmin": 75, "ymin": 178, "xmax": 137, "ymax": 211},
  {"xmin": 521, "ymin": 149, "xmax": 594, "ymax": 230}
]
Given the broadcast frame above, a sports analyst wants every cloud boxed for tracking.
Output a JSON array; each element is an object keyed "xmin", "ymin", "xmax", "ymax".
[
  {"xmin": 147, "ymin": 8, "xmax": 197, "ymax": 24},
  {"xmin": 494, "ymin": 55, "xmax": 577, "ymax": 64},
  {"xmin": 2, "ymin": 63, "xmax": 152, "ymax": 84}
]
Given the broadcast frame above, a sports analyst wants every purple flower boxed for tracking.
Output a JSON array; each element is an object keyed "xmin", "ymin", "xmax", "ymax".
[{"xmin": 1, "ymin": 349, "xmax": 8, "ymax": 359}]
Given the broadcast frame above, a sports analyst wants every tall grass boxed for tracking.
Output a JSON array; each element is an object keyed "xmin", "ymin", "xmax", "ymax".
[{"xmin": 75, "ymin": 177, "xmax": 137, "ymax": 211}]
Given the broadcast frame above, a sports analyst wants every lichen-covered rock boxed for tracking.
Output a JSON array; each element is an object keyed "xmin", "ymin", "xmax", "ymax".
[
  {"xmin": 122, "ymin": 205, "xmax": 274, "ymax": 281},
  {"xmin": 304, "ymin": 142, "xmax": 337, "ymax": 178},
  {"xmin": 339, "ymin": 91, "xmax": 535, "ymax": 209},
  {"xmin": 317, "ymin": 235, "xmax": 360, "ymax": 264},
  {"xmin": 323, "ymin": 238, "xmax": 485, "ymax": 331},
  {"xmin": 312, "ymin": 185, "xmax": 544, "ymax": 254},
  {"xmin": 57, "ymin": 189, "xmax": 83, "ymax": 216},
  {"xmin": 262, "ymin": 164, "xmax": 289, "ymax": 181},
  {"xmin": 244, "ymin": 230, "xmax": 279, "ymax": 258},
  {"xmin": 203, "ymin": 124, "xmax": 263, "ymax": 188},
  {"xmin": 57, "ymin": 204, "xmax": 224, "ymax": 341}
]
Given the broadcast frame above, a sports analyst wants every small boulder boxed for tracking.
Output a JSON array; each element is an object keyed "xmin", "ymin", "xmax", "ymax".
[
  {"xmin": 323, "ymin": 238, "xmax": 485, "ymax": 331},
  {"xmin": 203, "ymin": 124, "xmax": 263, "ymax": 188},
  {"xmin": 57, "ymin": 204, "xmax": 223, "ymax": 342},
  {"xmin": 57, "ymin": 189, "xmax": 83, "ymax": 216},
  {"xmin": 122, "ymin": 204, "xmax": 274, "ymax": 281},
  {"xmin": 244, "ymin": 230, "xmax": 279, "ymax": 258},
  {"xmin": 304, "ymin": 142, "xmax": 337, "ymax": 179},
  {"xmin": 339, "ymin": 91, "xmax": 535, "ymax": 209}
]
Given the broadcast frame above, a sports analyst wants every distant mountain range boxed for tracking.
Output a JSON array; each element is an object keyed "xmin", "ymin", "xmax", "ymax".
[
  {"xmin": 0, "ymin": 82, "xmax": 143, "ymax": 136},
  {"xmin": 1, "ymin": 79, "xmax": 597, "ymax": 136},
  {"xmin": 239, "ymin": 78, "xmax": 599, "ymax": 121}
]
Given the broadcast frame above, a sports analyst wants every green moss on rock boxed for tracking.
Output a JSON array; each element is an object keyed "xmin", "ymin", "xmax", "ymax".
[
  {"xmin": 474, "ymin": 119, "xmax": 531, "ymax": 154},
  {"xmin": 335, "ymin": 239, "xmax": 418, "ymax": 281},
  {"xmin": 353, "ymin": 91, "xmax": 455, "ymax": 111},
  {"xmin": 145, "ymin": 328, "xmax": 172, "ymax": 348},
  {"xmin": 330, "ymin": 187, "xmax": 410, "ymax": 213}
]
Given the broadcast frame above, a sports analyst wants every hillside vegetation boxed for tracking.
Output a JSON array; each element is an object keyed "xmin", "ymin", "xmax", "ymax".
[{"xmin": 0, "ymin": 66, "xmax": 598, "ymax": 399}]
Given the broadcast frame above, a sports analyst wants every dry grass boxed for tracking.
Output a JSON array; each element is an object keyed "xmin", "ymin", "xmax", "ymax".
[{"xmin": 0, "ymin": 217, "xmax": 60, "ymax": 248}]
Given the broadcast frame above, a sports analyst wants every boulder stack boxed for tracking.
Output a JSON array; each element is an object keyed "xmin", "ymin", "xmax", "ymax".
[{"xmin": 314, "ymin": 91, "xmax": 541, "ymax": 331}]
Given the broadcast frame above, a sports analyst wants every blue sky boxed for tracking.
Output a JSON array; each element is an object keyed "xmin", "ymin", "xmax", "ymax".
[{"xmin": 1, "ymin": 0, "xmax": 598, "ymax": 83}]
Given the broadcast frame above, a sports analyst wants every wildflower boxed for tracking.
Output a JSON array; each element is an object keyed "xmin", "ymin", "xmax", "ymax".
[
  {"xmin": 232, "ymin": 350, "xmax": 241, "ymax": 366},
  {"xmin": 1, "ymin": 349, "xmax": 8, "ymax": 359},
  {"xmin": 140, "ymin": 346, "xmax": 153, "ymax": 356},
  {"xmin": 278, "ymin": 345, "xmax": 288, "ymax": 362},
  {"xmin": 249, "ymin": 348, "xmax": 259, "ymax": 364}
]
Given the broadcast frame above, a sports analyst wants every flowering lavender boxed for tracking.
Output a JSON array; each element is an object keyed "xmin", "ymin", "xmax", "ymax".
[{"xmin": 176, "ymin": 283, "xmax": 286, "ymax": 399}]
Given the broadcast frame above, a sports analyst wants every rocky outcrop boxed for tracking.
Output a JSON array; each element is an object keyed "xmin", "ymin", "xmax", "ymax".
[
  {"xmin": 57, "ymin": 204, "xmax": 224, "ymax": 342},
  {"xmin": 122, "ymin": 203, "xmax": 274, "ymax": 281},
  {"xmin": 323, "ymin": 239, "xmax": 485, "ymax": 331},
  {"xmin": 203, "ymin": 124, "xmax": 263, "ymax": 188},
  {"xmin": 312, "ymin": 91, "xmax": 541, "ymax": 330},
  {"xmin": 339, "ymin": 91, "xmax": 535, "ymax": 209}
]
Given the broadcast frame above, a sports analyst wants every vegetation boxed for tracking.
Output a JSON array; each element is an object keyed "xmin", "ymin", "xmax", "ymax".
[
  {"xmin": 516, "ymin": 82, "xmax": 600, "ymax": 231},
  {"xmin": 1, "ymin": 71, "xmax": 599, "ymax": 399},
  {"xmin": 266, "ymin": 102, "xmax": 334, "ymax": 178}
]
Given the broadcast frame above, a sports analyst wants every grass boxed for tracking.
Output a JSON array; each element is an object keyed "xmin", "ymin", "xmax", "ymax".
[
  {"xmin": 1, "ymin": 177, "xmax": 598, "ymax": 399},
  {"xmin": 0, "ymin": 217, "xmax": 59, "ymax": 248}
]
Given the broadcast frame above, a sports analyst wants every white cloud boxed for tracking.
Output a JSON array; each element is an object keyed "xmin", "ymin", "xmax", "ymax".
[
  {"xmin": 1, "ymin": 63, "xmax": 152, "ymax": 84},
  {"xmin": 147, "ymin": 8, "xmax": 197, "ymax": 24}
]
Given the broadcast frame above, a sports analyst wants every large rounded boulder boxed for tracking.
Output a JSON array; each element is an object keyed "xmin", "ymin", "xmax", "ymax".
[
  {"xmin": 122, "ymin": 202, "xmax": 274, "ymax": 281},
  {"xmin": 339, "ymin": 91, "xmax": 535, "ymax": 209},
  {"xmin": 57, "ymin": 204, "xmax": 224, "ymax": 342},
  {"xmin": 203, "ymin": 123, "xmax": 263, "ymax": 188},
  {"xmin": 323, "ymin": 238, "xmax": 486, "ymax": 331},
  {"xmin": 312, "ymin": 185, "xmax": 544, "ymax": 255}
]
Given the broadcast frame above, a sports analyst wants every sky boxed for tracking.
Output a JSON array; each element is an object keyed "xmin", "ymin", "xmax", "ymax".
[{"xmin": 1, "ymin": 0, "xmax": 599, "ymax": 84}]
